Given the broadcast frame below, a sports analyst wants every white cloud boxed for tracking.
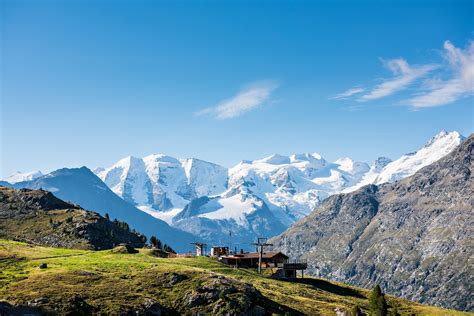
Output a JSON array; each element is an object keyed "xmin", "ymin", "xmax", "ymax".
[
  {"xmin": 196, "ymin": 81, "xmax": 279, "ymax": 120},
  {"xmin": 333, "ymin": 40, "xmax": 473, "ymax": 109},
  {"xmin": 359, "ymin": 59, "xmax": 436, "ymax": 101},
  {"xmin": 408, "ymin": 40, "xmax": 474, "ymax": 108},
  {"xmin": 331, "ymin": 87, "xmax": 365, "ymax": 100}
]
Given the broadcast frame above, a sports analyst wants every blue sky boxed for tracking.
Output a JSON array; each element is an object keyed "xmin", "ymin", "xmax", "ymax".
[{"xmin": 1, "ymin": 0, "xmax": 473, "ymax": 177}]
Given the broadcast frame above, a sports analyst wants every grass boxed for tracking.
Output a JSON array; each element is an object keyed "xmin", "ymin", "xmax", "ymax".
[{"xmin": 0, "ymin": 239, "xmax": 470, "ymax": 315}]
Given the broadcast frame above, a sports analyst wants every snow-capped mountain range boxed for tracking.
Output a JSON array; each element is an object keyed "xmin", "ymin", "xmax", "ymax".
[
  {"xmin": 93, "ymin": 130, "xmax": 464, "ymax": 246},
  {"xmin": 2, "ymin": 130, "xmax": 465, "ymax": 247}
]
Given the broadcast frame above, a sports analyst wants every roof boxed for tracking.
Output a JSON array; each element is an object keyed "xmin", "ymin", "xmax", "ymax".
[{"xmin": 222, "ymin": 251, "xmax": 288, "ymax": 260}]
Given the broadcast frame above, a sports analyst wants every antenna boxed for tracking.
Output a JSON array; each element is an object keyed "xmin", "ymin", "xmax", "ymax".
[{"xmin": 251, "ymin": 237, "xmax": 273, "ymax": 273}]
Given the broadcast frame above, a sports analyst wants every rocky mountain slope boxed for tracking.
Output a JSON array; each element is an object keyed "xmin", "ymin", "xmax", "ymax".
[
  {"xmin": 0, "ymin": 186, "xmax": 145, "ymax": 249},
  {"xmin": 93, "ymin": 130, "xmax": 464, "ymax": 247},
  {"xmin": 269, "ymin": 134, "xmax": 473, "ymax": 311},
  {"xmin": 9, "ymin": 167, "xmax": 196, "ymax": 252}
]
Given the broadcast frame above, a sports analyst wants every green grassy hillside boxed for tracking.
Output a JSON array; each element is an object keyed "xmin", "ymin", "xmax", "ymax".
[{"xmin": 0, "ymin": 240, "xmax": 469, "ymax": 315}]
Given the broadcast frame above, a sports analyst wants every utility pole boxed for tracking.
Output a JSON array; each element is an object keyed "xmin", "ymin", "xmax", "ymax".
[
  {"xmin": 190, "ymin": 242, "xmax": 207, "ymax": 256},
  {"xmin": 251, "ymin": 237, "xmax": 273, "ymax": 274}
]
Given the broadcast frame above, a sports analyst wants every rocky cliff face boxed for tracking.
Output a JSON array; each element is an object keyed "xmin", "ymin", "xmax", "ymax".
[
  {"xmin": 0, "ymin": 186, "xmax": 146, "ymax": 250},
  {"xmin": 269, "ymin": 134, "xmax": 473, "ymax": 311}
]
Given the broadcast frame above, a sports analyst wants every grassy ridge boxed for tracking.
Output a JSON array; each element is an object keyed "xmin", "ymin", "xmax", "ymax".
[{"xmin": 0, "ymin": 240, "xmax": 469, "ymax": 315}]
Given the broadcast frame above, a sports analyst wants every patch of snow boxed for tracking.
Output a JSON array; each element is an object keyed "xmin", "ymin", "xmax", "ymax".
[{"xmin": 4, "ymin": 170, "xmax": 43, "ymax": 184}]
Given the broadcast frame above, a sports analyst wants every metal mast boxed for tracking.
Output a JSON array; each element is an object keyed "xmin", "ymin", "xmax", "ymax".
[{"xmin": 251, "ymin": 237, "xmax": 273, "ymax": 273}]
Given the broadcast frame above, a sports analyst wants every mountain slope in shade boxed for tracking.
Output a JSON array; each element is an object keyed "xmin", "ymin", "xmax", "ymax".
[
  {"xmin": 269, "ymin": 134, "xmax": 473, "ymax": 311},
  {"xmin": 12, "ymin": 167, "xmax": 196, "ymax": 252}
]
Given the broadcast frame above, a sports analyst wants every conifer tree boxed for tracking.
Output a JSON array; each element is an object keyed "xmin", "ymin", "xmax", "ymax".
[
  {"xmin": 150, "ymin": 235, "xmax": 158, "ymax": 248},
  {"xmin": 369, "ymin": 284, "xmax": 388, "ymax": 316}
]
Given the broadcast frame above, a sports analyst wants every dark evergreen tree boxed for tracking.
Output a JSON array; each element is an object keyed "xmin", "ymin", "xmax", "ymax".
[
  {"xmin": 369, "ymin": 285, "xmax": 388, "ymax": 316},
  {"xmin": 104, "ymin": 213, "xmax": 110, "ymax": 220},
  {"xmin": 150, "ymin": 235, "xmax": 158, "ymax": 248},
  {"xmin": 163, "ymin": 244, "xmax": 176, "ymax": 253}
]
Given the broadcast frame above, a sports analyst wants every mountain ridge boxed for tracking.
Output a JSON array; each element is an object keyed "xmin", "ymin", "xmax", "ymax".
[
  {"xmin": 2, "ymin": 130, "xmax": 465, "ymax": 248},
  {"xmin": 268, "ymin": 133, "xmax": 473, "ymax": 311}
]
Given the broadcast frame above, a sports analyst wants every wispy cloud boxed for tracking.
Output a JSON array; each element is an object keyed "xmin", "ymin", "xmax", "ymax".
[
  {"xmin": 196, "ymin": 81, "xmax": 279, "ymax": 120},
  {"xmin": 331, "ymin": 87, "xmax": 365, "ymax": 100},
  {"xmin": 408, "ymin": 40, "xmax": 474, "ymax": 108},
  {"xmin": 359, "ymin": 59, "xmax": 436, "ymax": 101},
  {"xmin": 332, "ymin": 39, "xmax": 473, "ymax": 109}
]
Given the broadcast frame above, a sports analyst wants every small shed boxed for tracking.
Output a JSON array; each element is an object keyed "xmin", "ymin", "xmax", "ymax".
[
  {"xmin": 220, "ymin": 251, "xmax": 288, "ymax": 268},
  {"xmin": 210, "ymin": 246, "xmax": 229, "ymax": 257}
]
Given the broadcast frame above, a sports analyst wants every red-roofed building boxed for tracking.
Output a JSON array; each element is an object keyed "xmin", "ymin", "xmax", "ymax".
[
  {"xmin": 220, "ymin": 251, "xmax": 289, "ymax": 268},
  {"xmin": 220, "ymin": 251, "xmax": 307, "ymax": 278}
]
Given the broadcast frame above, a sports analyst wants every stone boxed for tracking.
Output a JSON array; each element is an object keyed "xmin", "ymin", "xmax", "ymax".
[{"xmin": 168, "ymin": 273, "xmax": 189, "ymax": 285}]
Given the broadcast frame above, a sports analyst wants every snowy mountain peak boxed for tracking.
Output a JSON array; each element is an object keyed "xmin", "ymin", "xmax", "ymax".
[
  {"xmin": 334, "ymin": 158, "xmax": 369, "ymax": 175},
  {"xmin": 424, "ymin": 130, "xmax": 464, "ymax": 148},
  {"xmin": 344, "ymin": 130, "xmax": 465, "ymax": 192},
  {"xmin": 97, "ymin": 153, "xmax": 227, "ymax": 218},
  {"xmin": 334, "ymin": 157, "xmax": 353, "ymax": 166},
  {"xmin": 3, "ymin": 170, "xmax": 43, "ymax": 184},
  {"xmin": 290, "ymin": 152, "xmax": 324, "ymax": 162},
  {"xmin": 143, "ymin": 154, "xmax": 180, "ymax": 164},
  {"xmin": 256, "ymin": 154, "xmax": 291, "ymax": 165}
]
